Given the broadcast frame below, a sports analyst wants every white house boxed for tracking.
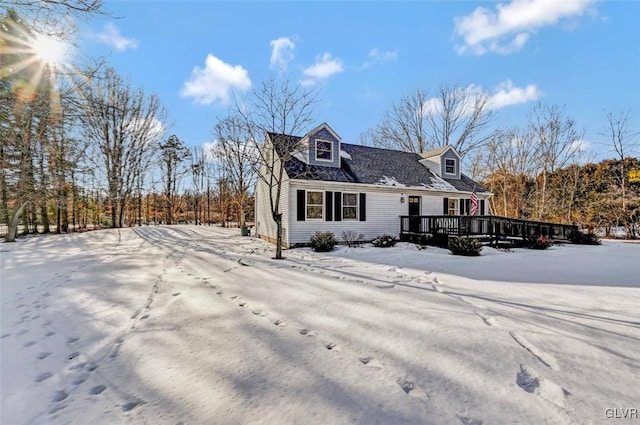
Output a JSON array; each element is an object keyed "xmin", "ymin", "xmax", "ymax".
[{"xmin": 255, "ymin": 123, "xmax": 491, "ymax": 247}]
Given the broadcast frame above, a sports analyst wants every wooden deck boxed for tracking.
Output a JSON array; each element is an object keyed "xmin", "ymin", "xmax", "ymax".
[{"xmin": 400, "ymin": 215, "xmax": 578, "ymax": 245}]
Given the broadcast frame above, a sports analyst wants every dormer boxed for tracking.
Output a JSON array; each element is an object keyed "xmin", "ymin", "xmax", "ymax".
[
  {"xmin": 299, "ymin": 123, "xmax": 342, "ymax": 169},
  {"xmin": 419, "ymin": 145, "xmax": 461, "ymax": 179}
]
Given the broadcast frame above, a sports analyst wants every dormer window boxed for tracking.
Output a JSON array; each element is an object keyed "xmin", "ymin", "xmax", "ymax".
[
  {"xmin": 315, "ymin": 139, "xmax": 333, "ymax": 162},
  {"xmin": 445, "ymin": 158, "xmax": 456, "ymax": 175}
]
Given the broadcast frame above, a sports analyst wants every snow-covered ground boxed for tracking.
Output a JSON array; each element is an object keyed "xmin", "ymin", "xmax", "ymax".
[{"xmin": 1, "ymin": 226, "xmax": 638, "ymax": 425}]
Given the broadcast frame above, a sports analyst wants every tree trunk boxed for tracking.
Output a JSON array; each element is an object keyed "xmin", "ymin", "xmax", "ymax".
[
  {"xmin": 5, "ymin": 201, "xmax": 30, "ymax": 242},
  {"xmin": 274, "ymin": 213, "xmax": 283, "ymax": 259}
]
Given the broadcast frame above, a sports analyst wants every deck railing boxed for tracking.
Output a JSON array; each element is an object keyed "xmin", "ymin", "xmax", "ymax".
[{"xmin": 400, "ymin": 215, "xmax": 578, "ymax": 242}]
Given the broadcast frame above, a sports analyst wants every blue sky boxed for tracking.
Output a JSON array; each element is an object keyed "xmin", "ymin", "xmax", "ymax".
[{"xmin": 76, "ymin": 0, "xmax": 640, "ymax": 159}]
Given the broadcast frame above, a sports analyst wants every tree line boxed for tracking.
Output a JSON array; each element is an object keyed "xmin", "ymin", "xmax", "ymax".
[{"xmin": 0, "ymin": 9, "xmax": 257, "ymax": 241}]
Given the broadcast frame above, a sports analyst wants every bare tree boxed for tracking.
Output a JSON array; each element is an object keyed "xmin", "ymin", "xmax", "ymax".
[
  {"xmin": 529, "ymin": 103, "xmax": 582, "ymax": 219},
  {"xmin": 79, "ymin": 67, "xmax": 166, "ymax": 228},
  {"xmin": 362, "ymin": 84, "xmax": 494, "ymax": 157},
  {"xmin": 1, "ymin": 0, "xmax": 106, "ymax": 38},
  {"xmin": 602, "ymin": 110, "xmax": 639, "ymax": 237},
  {"xmin": 481, "ymin": 128, "xmax": 537, "ymax": 218},
  {"xmin": 236, "ymin": 75, "xmax": 318, "ymax": 259},
  {"xmin": 213, "ymin": 115, "xmax": 257, "ymax": 230},
  {"xmin": 365, "ymin": 88, "xmax": 431, "ymax": 153}
]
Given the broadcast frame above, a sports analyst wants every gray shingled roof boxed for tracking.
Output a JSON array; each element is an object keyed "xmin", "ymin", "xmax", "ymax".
[{"xmin": 269, "ymin": 133, "xmax": 489, "ymax": 193}]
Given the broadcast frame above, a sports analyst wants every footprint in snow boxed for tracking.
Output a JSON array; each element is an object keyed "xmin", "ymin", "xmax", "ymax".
[
  {"xmin": 45, "ymin": 331, "xmax": 55, "ymax": 337},
  {"xmin": 35, "ymin": 372, "xmax": 53, "ymax": 383},
  {"xmin": 38, "ymin": 352, "xmax": 52, "ymax": 360},
  {"xmin": 89, "ymin": 385, "xmax": 106, "ymax": 395},
  {"xmin": 1, "ymin": 333, "xmax": 10, "ymax": 339},
  {"xmin": 273, "ymin": 319, "xmax": 286, "ymax": 327},
  {"xmin": 238, "ymin": 302, "xmax": 247, "ymax": 308},
  {"xmin": 72, "ymin": 373, "xmax": 89, "ymax": 385},
  {"xmin": 359, "ymin": 356, "xmax": 383, "ymax": 369},
  {"xmin": 456, "ymin": 414, "xmax": 484, "ymax": 425},
  {"xmin": 172, "ymin": 292, "xmax": 181, "ymax": 297},
  {"xmin": 67, "ymin": 337, "xmax": 79, "ymax": 344},
  {"xmin": 325, "ymin": 343, "xmax": 341, "ymax": 351},
  {"xmin": 24, "ymin": 341, "xmax": 36, "ymax": 347},
  {"xmin": 140, "ymin": 314, "xmax": 150, "ymax": 320},
  {"xmin": 122, "ymin": 399, "xmax": 145, "ymax": 412},
  {"xmin": 51, "ymin": 390, "xmax": 68, "ymax": 402},
  {"xmin": 67, "ymin": 352, "xmax": 80, "ymax": 360},
  {"xmin": 397, "ymin": 377, "xmax": 428, "ymax": 400}
]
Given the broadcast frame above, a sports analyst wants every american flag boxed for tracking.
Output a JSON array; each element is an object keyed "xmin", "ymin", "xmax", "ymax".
[{"xmin": 470, "ymin": 188, "xmax": 478, "ymax": 215}]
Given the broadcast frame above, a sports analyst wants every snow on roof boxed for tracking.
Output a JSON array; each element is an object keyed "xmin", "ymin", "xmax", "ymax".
[
  {"xmin": 339, "ymin": 150, "xmax": 352, "ymax": 160},
  {"xmin": 376, "ymin": 175, "xmax": 407, "ymax": 187}
]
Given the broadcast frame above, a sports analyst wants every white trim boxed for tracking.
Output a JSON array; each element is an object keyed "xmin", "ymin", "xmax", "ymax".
[
  {"xmin": 305, "ymin": 189, "xmax": 324, "ymax": 221},
  {"xmin": 444, "ymin": 158, "xmax": 456, "ymax": 175},
  {"xmin": 447, "ymin": 198, "xmax": 459, "ymax": 215},
  {"xmin": 315, "ymin": 139, "xmax": 333, "ymax": 162},
  {"xmin": 342, "ymin": 192, "xmax": 359, "ymax": 221}
]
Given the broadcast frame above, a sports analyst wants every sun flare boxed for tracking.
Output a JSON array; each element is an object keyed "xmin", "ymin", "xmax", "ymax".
[{"xmin": 31, "ymin": 33, "xmax": 70, "ymax": 68}]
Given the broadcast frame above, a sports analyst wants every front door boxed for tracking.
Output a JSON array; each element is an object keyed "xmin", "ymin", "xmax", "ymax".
[{"xmin": 408, "ymin": 196, "xmax": 421, "ymax": 233}]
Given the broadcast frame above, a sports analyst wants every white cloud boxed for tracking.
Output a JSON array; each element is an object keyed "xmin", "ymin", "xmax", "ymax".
[
  {"xmin": 269, "ymin": 37, "xmax": 295, "ymax": 70},
  {"xmin": 488, "ymin": 80, "xmax": 541, "ymax": 109},
  {"xmin": 363, "ymin": 48, "xmax": 398, "ymax": 68},
  {"xmin": 454, "ymin": 0, "xmax": 594, "ymax": 55},
  {"xmin": 95, "ymin": 23, "xmax": 138, "ymax": 52},
  {"xmin": 422, "ymin": 81, "xmax": 541, "ymax": 115},
  {"xmin": 302, "ymin": 53, "xmax": 344, "ymax": 84},
  {"xmin": 181, "ymin": 54, "xmax": 251, "ymax": 105},
  {"xmin": 571, "ymin": 139, "xmax": 591, "ymax": 152},
  {"xmin": 202, "ymin": 141, "xmax": 219, "ymax": 162},
  {"xmin": 125, "ymin": 117, "xmax": 165, "ymax": 145}
]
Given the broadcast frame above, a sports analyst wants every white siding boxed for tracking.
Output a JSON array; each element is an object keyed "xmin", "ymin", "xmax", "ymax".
[
  {"xmin": 254, "ymin": 157, "xmax": 290, "ymax": 246},
  {"xmin": 287, "ymin": 181, "xmax": 448, "ymax": 245}
]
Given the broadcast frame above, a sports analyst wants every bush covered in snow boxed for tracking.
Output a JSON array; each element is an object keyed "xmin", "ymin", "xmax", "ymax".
[
  {"xmin": 310, "ymin": 231, "xmax": 337, "ymax": 252},
  {"xmin": 528, "ymin": 235, "xmax": 552, "ymax": 250},
  {"xmin": 372, "ymin": 234, "xmax": 397, "ymax": 248},
  {"xmin": 448, "ymin": 236, "xmax": 483, "ymax": 256},
  {"xmin": 568, "ymin": 230, "xmax": 601, "ymax": 245},
  {"xmin": 341, "ymin": 230, "xmax": 364, "ymax": 247}
]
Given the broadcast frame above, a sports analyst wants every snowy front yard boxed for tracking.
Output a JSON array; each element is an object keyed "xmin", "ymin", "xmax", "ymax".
[{"xmin": 1, "ymin": 226, "xmax": 639, "ymax": 425}]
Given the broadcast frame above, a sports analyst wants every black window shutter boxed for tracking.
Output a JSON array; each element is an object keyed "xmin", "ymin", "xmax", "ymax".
[
  {"xmin": 480, "ymin": 199, "xmax": 486, "ymax": 215},
  {"xmin": 325, "ymin": 191, "xmax": 333, "ymax": 221},
  {"xmin": 443, "ymin": 197, "xmax": 449, "ymax": 215},
  {"xmin": 359, "ymin": 193, "xmax": 366, "ymax": 221},
  {"xmin": 334, "ymin": 191, "xmax": 342, "ymax": 221},
  {"xmin": 297, "ymin": 190, "xmax": 305, "ymax": 221},
  {"xmin": 465, "ymin": 199, "xmax": 471, "ymax": 215}
]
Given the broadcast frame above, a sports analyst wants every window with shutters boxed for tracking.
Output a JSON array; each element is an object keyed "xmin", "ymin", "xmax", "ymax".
[
  {"xmin": 315, "ymin": 139, "xmax": 333, "ymax": 162},
  {"xmin": 306, "ymin": 191, "xmax": 324, "ymax": 220},
  {"xmin": 342, "ymin": 193, "xmax": 358, "ymax": 220},
  {"xmin": 447, "ymin": 198, "xmax": 458, "ymax": 216}
]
